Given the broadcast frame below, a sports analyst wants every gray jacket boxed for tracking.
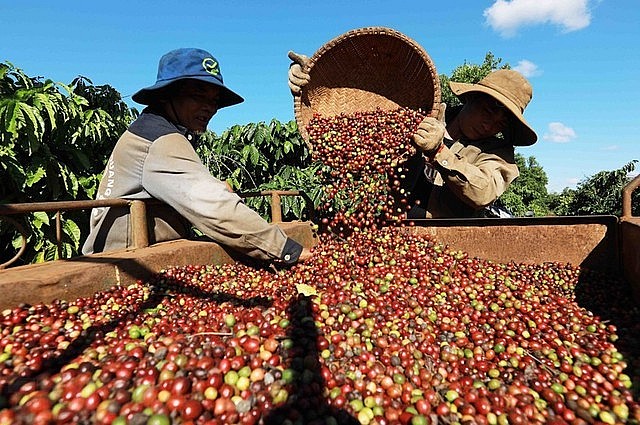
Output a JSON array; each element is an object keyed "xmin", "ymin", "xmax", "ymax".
[{"xmin": 82, "ymin": 111, "xmax": 302, "ymax": 263}]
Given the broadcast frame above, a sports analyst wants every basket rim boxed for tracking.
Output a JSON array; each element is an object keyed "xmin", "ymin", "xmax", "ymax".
[{"xmin": 293, "ymin": 26, "xmax": 441, "ymax": 142}]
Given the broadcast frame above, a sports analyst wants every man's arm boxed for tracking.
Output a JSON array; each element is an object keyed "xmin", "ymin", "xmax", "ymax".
[
  {"xmin": 142, "ymin": 133, "xmax": 304, "ymax": 262},
  {"xmin": 430, "ymin": 142, "xmax": 519, "ymax": 209}
]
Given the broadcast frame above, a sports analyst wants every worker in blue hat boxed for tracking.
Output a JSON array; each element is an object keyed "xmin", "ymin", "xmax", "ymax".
[{"xmin": 83, "ymin": 48, "xmax": 311, "ymax": 264}]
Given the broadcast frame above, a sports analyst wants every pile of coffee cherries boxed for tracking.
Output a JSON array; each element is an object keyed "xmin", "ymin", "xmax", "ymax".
[{"xmin": 1, "ymin": 228, "xmax": 639, "ymax": 424}]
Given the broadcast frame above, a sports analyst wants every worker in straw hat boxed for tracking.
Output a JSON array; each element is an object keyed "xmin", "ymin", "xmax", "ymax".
[
  {"xmin": 288, "ymin": 52, "xmax": 537, "ymax": 218},
  {"xmin": 83, "ymin": 48, "xmax": 311, "ymax": 263}
]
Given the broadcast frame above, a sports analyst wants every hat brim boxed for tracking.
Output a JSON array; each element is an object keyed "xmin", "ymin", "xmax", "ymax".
[
  {"xmin": 132, "ymin": 76, "xmax": 244, "ymax": 109},
  {"xmin": 449, "ymin": 81, "xmax": 537, "ymax": 146}
]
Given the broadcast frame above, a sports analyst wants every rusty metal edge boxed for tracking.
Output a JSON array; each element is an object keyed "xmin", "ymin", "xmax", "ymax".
[
  {"xmin": 0, "ymin": 222, "xmax": 319, "ymax": 311},
  {"xmin": 400, "ymin": 215, "xmax": 621, "ymax": 271}
]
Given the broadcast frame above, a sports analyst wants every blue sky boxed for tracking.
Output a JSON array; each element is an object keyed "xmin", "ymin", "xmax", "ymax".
[{"xmin": 2, "ymin": 0, "xmax": 638, "ymax": 193}]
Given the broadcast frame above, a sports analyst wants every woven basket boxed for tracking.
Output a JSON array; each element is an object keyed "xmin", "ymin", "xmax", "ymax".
[{"xmin": 294, "ymin": 27, "xmax": 441, "ymax": 142}]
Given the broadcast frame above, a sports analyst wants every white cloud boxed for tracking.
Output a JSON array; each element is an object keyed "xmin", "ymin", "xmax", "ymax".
[
  {"xmin": 484, "ymin": 0, "xmax": 592, "ymax": 37},
  {"xmin": 513, "ymin": 60, "xmax": 541, "ymax": 77},
  {"xmin": 601, "ymin": 145, "xmax": 619, "ymax": 151},
  {"xmin": 543, "ymin": 122, "xmax": 577, "ymax": 143}
]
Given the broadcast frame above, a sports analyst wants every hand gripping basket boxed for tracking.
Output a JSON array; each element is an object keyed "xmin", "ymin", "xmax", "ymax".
[{"xmin": 293, "ymin": 26, "xmax": 441, "ymax": 142}]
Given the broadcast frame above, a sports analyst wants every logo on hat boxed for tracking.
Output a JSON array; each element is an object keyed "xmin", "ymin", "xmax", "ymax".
[{"xmin": 202, "ymin": 58, "xmax": 220, "ymax": 76}]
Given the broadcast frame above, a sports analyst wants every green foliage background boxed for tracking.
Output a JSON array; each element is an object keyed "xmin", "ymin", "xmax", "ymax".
[
  {"xmin": 1, "ymin": 57, "xmax": 638, "ymax": 265},
  {"xmin": 0, "ymin": 63, "xmax": 135, "ymax": 264},
  {"xmin": 196, "ymin": 120, "xmax": 323, "ymax": 221}
]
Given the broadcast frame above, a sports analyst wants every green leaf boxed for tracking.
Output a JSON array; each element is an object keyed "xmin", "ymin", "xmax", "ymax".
[
  {"xmin": 284, "ymin": 140, "xmax": 293, "ymax": 154},
  {"xmin": 18, "ymin": 101, "xmax": 46, "ymax": 144},
  {"xmin": 0, "ymin": 155, "xmax": 26, "ymax": 195},
  {"xmin": 57, "ymin": 162, "xmax": 80, "ymax": 198},
  {"xmin": 32, "ymin": 211, "xmax": 49, "ymax": 229},
  {"xmin": 241, "ymin": 145, "xmax": 261, "ymax": 166},
  {"xmin": 63, "ymin": 219, "xmax": 81, "ymax": 247},
  {"xmin": 34, "ymin": 250, "xmax": 45, "ymax": 263},
  {"xmin": 244, "ymin": 123, "xmax": 257, "ymax": 141},
  {"xmin": 64, "ymin": 147, "xmax": 92, "ymax": 170},
  {"xmin": 0, "ymin": 99, "xmax": 20, "ymax": 138},
  {"xmin": 254, "ymin": 125, "xmax": 266, "ymax": 146},
  {"xmin": 32, "ymin": 92, "xmax": 58, "ymax": 131},
  {"xmin": 11, "ymin": 233, "xmax": 26, "ymax": 250},
  {"xmin": 25, "ymin": 166, "xmax": 46, "ymax": 187},
  {"xmin": 43, "ymin": 244, "xmax": 58, "ymax": 262},
  {"xmin": 78, "ymin": 174, "xmax": 100, "ymax": 198}
]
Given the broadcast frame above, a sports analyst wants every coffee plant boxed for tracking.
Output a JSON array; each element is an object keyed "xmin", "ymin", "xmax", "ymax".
[
  {"xmin": 196, "ymin": 120, "xmax": 324, "ymax": 222},
  {"xmin": 0, "ymin": 62, "xmax": 134, "ymax": 265},
  {"xmin": 548, "ymin": 160, "xmax": 639, "ymax": 217}
]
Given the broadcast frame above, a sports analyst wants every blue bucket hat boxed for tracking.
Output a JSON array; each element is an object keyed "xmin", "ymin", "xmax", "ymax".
[{"xmin": 132, "ymin": 48, "xmax": 244, "ymax": 108}]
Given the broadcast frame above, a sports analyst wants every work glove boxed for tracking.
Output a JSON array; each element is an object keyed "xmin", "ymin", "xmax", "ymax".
[
  {"xmin": 288, "ymin": 51, "xmax": 310, "ymax": 95},
  {"xmin": 412, "ymin": 103, "xmax": 447, "ymax": 156}
]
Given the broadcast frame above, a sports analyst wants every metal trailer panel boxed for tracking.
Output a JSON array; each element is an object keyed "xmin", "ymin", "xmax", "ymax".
[
  {"xmin": 0, "ymin": 222, "xmax": 319, "ymax": 310},
  {"xmin": 400, "ymin": 216, "xmax": 619, "ymax": 270},
  {"xmin": 621, "ymin": 218, "xmax": 640, "ymax": 300},
  {"xmin": 1, "ymin": 216, "xmax": 638, "ymax": 310}
]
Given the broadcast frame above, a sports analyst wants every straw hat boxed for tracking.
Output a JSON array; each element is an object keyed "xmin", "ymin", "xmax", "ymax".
[{"xmin": 449, "ymin": 69, "xmax": 537, "ymax": 146}]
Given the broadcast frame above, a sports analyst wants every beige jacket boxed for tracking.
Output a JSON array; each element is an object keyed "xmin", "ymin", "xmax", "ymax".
[
  {"xmin": 82, "ymin": 111, "xmax": 302, "ymax": 262},
  {"xmin": 404, "ymin": 136, "xmax": 519, "ymax": 218}
]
